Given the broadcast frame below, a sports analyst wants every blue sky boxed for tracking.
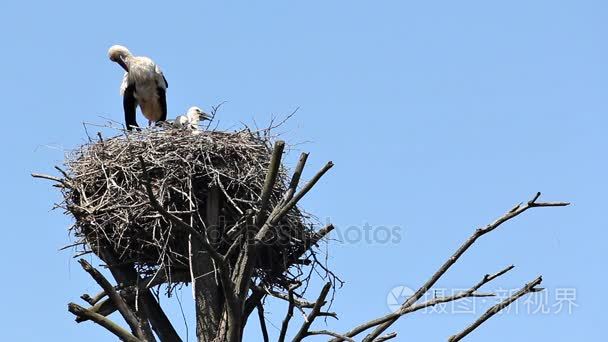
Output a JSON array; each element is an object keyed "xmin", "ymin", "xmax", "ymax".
[{"xmin": 1, "ymin": 0, "xmax": 605, "ymax": 341}]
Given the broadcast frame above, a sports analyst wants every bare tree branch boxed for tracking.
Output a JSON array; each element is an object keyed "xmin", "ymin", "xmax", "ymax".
[
  {"xmin": 306, "ymin": 330, "xmax": 355, "ymax": 341},
  {"xmin": 251, "ymin": 284, "xmax": 317, "ymax": 308},
  {"xmin": 333, "ymin": 265, "xmax": 515, "ymax": 340},
  {"xmin": 255, "ymin": 140, "xmax": 285, "ymax": 226},
  {"xmin": 374, "ymin": 332, "xmax": 398, "ymax": 342},
  {"xmin": 278, "ymin": 284, "xmax": 300, "ymax": 342},
  {"xmin": 75, "ymin": 287, "xmax": 136, "ymax": 323},
  {"xmin": 360, "ymin": 193, "xmax": 568, "ymax": 341},
  {"xmin": 255, "ymin": 161, "xmax": 334, "ymax": 246},
  {"xmin": 448, "ymin": 276, "xmax": 544, "ymax": 341},
  {"xmin": 54, "ymin": 165, "xmax": 71, "ymax": 180},
  {"xmin": 283, "ymin": 152, "xmax": 309, "ymax": 203},
  {"xmin": 235, "ymin": 141, "xmax": 286, "ymax": 303},
  {"xmin": 81, "ymin": 290, "xmax": 107, "ymax": 306},
  {"xmin": 292, "ymin": 282, "xmax": 332, "ymax": 342},
  {"xmin": 77, "ymin": 259, "xmax": 147, "ymax": 340},
  {"xmin": 257, "ymin": 304, "xmax": 270, "ymax": 342},
  {"xmin": 31, "ymin": 173, "xmax": 68, "ymax": 186},
  {"xmin": 68, "ymin": 303, "xmax": 142, "ymax": 342}
]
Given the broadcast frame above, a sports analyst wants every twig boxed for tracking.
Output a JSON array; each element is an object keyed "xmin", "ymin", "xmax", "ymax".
[
  {"xmin": 31, "ymin": 173, "xmax": 67, "ymax": 186},
  {"xmin": 292, "ymin": 282, "xmax": 332, "ymax": 342},
  {"xmin": 54, "ymin": 166, "xmax": 71, "ymax": 180},
  {"xmin": 448, "ymin": 276, "xmax": 544, "ymax": 341},
  {"xmin": 68, "ymin": 303, "xmax": 141, "ymax": 342}
]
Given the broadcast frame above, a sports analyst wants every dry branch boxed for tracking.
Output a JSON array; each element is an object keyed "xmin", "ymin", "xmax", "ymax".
[
  {"xmin": 255, "ymin": 161, "xmax": 334, "ymax": 246},
  {"xmin": 234, "ymin": 141, "xmax": 287, "ymax": 305},
  {"xmin": 31, "ymin": 173, "xmax": 67, "ymax": 186},
  {"xmin": 360, "ymin": 193, "xmax": 568, "ymax": 341},
  {"xmin": 328, "ymin": 193, "xmax": 568, "ymax": 342},
  {"xmin": 307, "ymin": 330, "xmax": 355, "ymax": 341},
  {"xmin": 68, "ymin": 303, "xmax": 141, "ymax": 342},
  {"xmin": 256, "ymin": 304, "xmax": 270, "ymax": 342},
  {"xmin": 448, "ymin": 276, "xmax": 544, "ymax": 341},
  {"xmin": 81, "ymin": 291, "xmax": 107, "ymax": 306},
  {"xmin": 292, "ymin": 282, "xmax": 332, "ymax": 342},
  {"xmin": 251, "ymin": 284, "xmax": 317, "ymax": 308},
  {"xmin": 374, "ymin": 332, "xmax": 398, "ymax": 342},
  {"xmin": 334, "ymin": 265, "xmax": 514, "ymax": 340},
  {"xmin": 283, "ymin": 152, "xmax": 309, "ymax": 203},
  {"xmin": 278, "ymin": 283, "xmax": 300, "ymax": 342},
  {"xmin": 255, "ymin": 140, "xmax": 285, "ymax": 226}
]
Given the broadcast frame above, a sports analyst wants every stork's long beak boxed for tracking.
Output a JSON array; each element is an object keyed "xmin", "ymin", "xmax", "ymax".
[
  {"xmin": 200, "ymin": 112, "xmax": 213, "ymax": 121},
  {"xmin": 117, "ymin": 56, "xmax": 129, "ymax": 72}
]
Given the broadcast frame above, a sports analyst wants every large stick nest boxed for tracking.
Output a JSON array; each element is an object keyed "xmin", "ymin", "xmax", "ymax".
[{"xmin": 60, "ymin": 126, "xmax": 318, "ymax": 291}]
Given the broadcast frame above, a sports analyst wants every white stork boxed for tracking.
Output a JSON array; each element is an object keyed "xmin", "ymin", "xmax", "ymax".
[
  {"xmin": 108, "ymin": 45, "xmax": 168, "ymax": 130},
  {"xmin": 173, "ymin": 107, "xmax": 212, "ymax": 132}
]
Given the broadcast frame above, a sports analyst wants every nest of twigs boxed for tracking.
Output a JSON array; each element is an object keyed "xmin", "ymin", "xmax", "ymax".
[{"xmin": 60, "ymin": 126, "xmax": 318, "ymax": 291}]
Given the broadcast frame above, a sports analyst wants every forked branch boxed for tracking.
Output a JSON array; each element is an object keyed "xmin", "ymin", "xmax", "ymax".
[
  {"xmin": 68, "ymin": 303, "xmax": 141, "ymax": 342},
  {"xmin": 361, "ymin": 193, "xmax": 567, "ymax": 341},
  {"xmin": 292, "ymin": 282, "xmax": 332, "ymax": 342},
  {"xmin": 329, "ymin": 193, "xmax": 567, "ymax": 341},
  {"xmin": 333, "ymin": 264, "xmax": 515, "ymax": 340},
  {"xmin": 278, "ymin": 283, "xmax": 301, "ymax": 342},
  {"xmin": 77, "ymin": 259, "xmax": 146, "ymax": 339},
  {"xmin": 448, "ymin": 276, "xmax": 544, "ymax": 341}
]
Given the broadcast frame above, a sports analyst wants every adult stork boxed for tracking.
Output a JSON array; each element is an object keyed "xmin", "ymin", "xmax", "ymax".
[{"xmin": 108, "ymin": 45, "xmax": 169, "ymax": 130}]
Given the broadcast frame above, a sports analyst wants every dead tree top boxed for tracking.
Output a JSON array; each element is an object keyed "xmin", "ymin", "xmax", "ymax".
[{"xmin": 58, "ymin": 126, "xmax": 321, "ymax": 292}]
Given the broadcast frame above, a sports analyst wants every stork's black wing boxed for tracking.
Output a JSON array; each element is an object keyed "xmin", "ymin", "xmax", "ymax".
[
  {"xmin": 123, "ymin": 83, "xmax": 139, "ymax": 130},
  {"xmin": 157, "ymin": 87, "xmax": 167, "ymax": 122}
]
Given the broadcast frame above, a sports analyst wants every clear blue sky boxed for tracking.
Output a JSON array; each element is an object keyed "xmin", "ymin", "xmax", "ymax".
[{"xmin": 1, "ymin": 0, "xmax": 605, "ymax": 341}]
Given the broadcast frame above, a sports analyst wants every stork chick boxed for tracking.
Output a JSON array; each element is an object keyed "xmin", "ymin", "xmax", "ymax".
[
  {"xmin": 108, "ymin": 45, "xmax": 169, "ymax": 130},
  {"xmin": 172, "ymin": 115, "xmax": 190, "ymax": 128},
  {"xmin": 186, "ymin": 106, "xmax": 212, "ymax": 130},
  {"xmin": 173, "ymin": 107, "xmax": 212, "ymax": 133}
]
